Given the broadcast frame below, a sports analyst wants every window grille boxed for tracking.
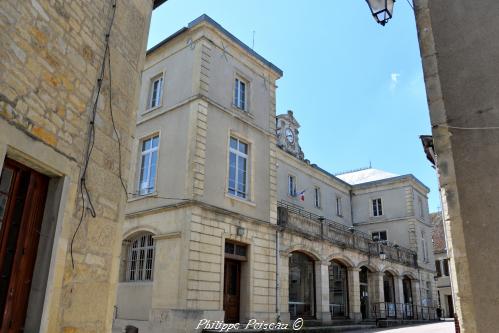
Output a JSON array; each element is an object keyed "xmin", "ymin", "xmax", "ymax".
[{"xmin": 126, "ymin": 233, "xmax": 155, "ymax": 281}]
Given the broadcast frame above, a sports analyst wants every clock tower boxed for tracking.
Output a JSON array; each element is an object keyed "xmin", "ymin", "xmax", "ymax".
[{"xmin": 276, "ymin": 110, "xmax": 304, "ymax": 160}]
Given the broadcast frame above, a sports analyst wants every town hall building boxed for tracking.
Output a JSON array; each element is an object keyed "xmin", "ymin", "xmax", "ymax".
[{"xmin": 113, "ymin": 15, "xmax": 437, "ymax": 332}]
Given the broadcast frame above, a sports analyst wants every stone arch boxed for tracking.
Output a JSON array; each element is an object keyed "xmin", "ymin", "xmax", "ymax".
[
  {"xmin": 356, "ymin": 260, "xmax": 380, "ymax": 272},
  {"xmin": 326, "ymin": 253, "xmax": 355, "ymax": 268},
  {"xmin": 283, "ymin": 244, "xmax": 322, "ymax": 261},
  {"xmin": 122, "ymin": 225, "xmax": 159, "ymax": 240},
  {"xmin": 381, "ymin": 266, "xmax": 401, "ymax": 277},
  {"xmin": 401, "ymin": 271, "xmax": 418, "ymax": 280}
]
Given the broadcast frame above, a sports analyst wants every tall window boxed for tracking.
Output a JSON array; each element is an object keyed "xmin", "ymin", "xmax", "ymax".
[
  {"xmin": 139, "ymin": 135, "xmax": 159, "ymax": 195},
  {"xmin": 422, "ymin": 231, "xmax": 428, "ymax": 262},
  {"xmin": 148, "ymin": 75, "xmax": 163, "ymax": 109},
  {"xmin": 234, "ymin": 78, "xmax": 246, "ymax": 110},
  {"xmin": 372, "ymin": 231, "xmax": 387, "ymax": 242},
  {"xmin": 336, "ymin": 196, "xmax": 343, "ymax": 216},
  {"xmin": 372, "ymin": 198, "xmax": 383, "ymax": 216},
  {"xmin": 435, "ymin": 260, "xmax": 442, "ymax": 277},
  {"xmin": 314, "ymin": 187, "xmax": 321, "ymax": 208},
  {"xmin": 418, "ymin": 197, "xmax": 424, "ymax": 218},
  {"xmin": 288, "ymin": 175, "xmax": 297, "ymax": 197},
  {"xmin": 329, "ymin": 261, "xmax": 348, "ymax": 317},
  {"xmin": 228, "ymin": 137, "xmax": 248, "ymax": 199},
  {"xmin": 125, "ymin": 233, "xmax": 155, "ymax": 282},
  {"xmin": 443, "ymin": 259, "xmax": 450, "ymax": 276}
]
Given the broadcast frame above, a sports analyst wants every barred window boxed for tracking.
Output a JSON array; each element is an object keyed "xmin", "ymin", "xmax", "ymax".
[{"xmin": 126, "ymin": 233, "xmax": 155, "ymax": 282}]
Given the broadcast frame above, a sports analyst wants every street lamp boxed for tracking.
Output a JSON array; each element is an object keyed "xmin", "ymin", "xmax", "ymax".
[{"xmin": 365, "ymin": 0, "xmax": 395, "ymax": 26}]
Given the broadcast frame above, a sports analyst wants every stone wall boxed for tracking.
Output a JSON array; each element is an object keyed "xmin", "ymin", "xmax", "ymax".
[
  {"xmin": 415, "ymin": 0, "xmax": 499, "ymax": 331},
  {"xmin": 0, "ymin": 0, "xmax": 154, "ymax": 332}
]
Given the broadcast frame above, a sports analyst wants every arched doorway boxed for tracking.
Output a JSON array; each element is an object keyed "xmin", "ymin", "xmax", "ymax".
[
  {"xmin": 359, "ymin": 266, "xmax": 370, "ymax": 319},
  {"xmin": 288, "ymin": 251, "xmax": 315, "ymax": 319},
  {"xmin": 383, "ymin": 272, "xmax": 396, "ymax": 318},
  {"xmin": 329, "ymin": 260, "xmax": 348, "ymax": 318},
  {"xmin": 402, "ymin": 276, "xmax": 413, "ymax": 319}
]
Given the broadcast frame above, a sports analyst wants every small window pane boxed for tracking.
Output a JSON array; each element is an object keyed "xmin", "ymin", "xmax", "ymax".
[
  {"xmin": 239, "ymin": 141, "xmax": 248, "ymax": 154},
  {"xmin": 225, "ymin": 242, "xmax": 235, "ymax": 254},
  {"xmin": 235, "ymin": 245, "xmax": 246, "ymax": 257},
  {"xmin": 230, "ymin": 137, "xmax": 238, "ymax": 150}
]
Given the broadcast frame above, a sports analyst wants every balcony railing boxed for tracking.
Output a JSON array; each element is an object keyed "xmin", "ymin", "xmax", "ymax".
[{"xmin": 277, "ymin": 200, "xmax": 418, "ymax": 268}]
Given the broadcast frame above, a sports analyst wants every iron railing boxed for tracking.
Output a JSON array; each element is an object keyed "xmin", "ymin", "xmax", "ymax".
[
  {"xmin": 277, "ymin": 200, "xmax": 418, "ymax": 268},
  {"xmin": 372, "ymin": 302, "xmax": 438, "ymax": 321}
]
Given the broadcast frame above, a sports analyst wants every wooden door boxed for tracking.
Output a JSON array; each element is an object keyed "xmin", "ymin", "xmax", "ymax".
[
  {"xmin": 0, "ymin": 159, "xmax": 49, "ymax": 332},
  {"xmin": 447, "ymin": 295, "xmax": 454, "ymax": 318},
  {"xmin": 223, "ymin": 259, "xmax": 240, "ymax": 323}
]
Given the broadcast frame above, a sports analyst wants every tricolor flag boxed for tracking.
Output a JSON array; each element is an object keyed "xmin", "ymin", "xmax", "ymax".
[{"xmin": 297, "ymin": 189, "xmax": 306, "ymax": 202}]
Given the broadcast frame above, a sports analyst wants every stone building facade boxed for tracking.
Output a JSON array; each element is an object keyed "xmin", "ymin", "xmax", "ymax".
[
  {"xmin": 414, "ymin": 1, "xmax": 499, "ymax": 332},
  {"xmin": 0, "ymin": 0, "xmax": 164, "ymax": 332},
  {"xmin": 431, "ymin": 212, "xmax": 454, "ymax": 319},
  {"xmin": 114, "ymin": 15, "xmax": 437, "ymax": 332}
]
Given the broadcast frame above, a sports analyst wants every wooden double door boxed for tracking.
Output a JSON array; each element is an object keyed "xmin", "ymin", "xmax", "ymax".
[{"xmin": 0, "ymin": 159, "xmax": 49, "ymax": 332}]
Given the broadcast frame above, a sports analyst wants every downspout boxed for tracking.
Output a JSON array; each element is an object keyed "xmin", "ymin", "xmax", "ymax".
[{"xmin": 276, "ymin": 228, "xmax": 281, "ymax": 322}]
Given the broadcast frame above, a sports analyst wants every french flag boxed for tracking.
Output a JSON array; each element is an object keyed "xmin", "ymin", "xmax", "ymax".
[{"xmin": 297, "ymin": 189, "xmax": 306, "ymax": 202}]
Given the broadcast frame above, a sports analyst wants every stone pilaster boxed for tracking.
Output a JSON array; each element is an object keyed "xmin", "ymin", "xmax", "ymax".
[{"xmin": 394, "ymin": 276, "xmax": 405, "ymax": 318}]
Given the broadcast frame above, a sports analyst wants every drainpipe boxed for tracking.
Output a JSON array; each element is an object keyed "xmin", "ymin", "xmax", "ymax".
[{"xmin": 276, "ymin": 228, "xmax": 281, "ymax": 322}]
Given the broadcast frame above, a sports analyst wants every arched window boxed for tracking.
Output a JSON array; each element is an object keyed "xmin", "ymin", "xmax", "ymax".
[
  {"xmin": 125, "ymin": 233, "xmax": 155, "ymax": 282},
  {"xmin": 288, "ymin": 251, "xmax": 315, "ymax": 318},
  {"xmin": 329, "ymin": 260, "xmax": 348, "ymax": 318}
]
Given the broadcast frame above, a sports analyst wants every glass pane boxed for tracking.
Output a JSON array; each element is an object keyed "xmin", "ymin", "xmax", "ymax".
[
  {"xmin": 152, "ymin": 135, "xmax": 159, "ymax": 148},
  {"xmin": 149, "ymin": 151, "xmax": 158, "ymax": 191},
  {"xmin": 228, "ymin": 152, "xmax": 236, "ymax": 190},
  {"xmin": 240, "ymin": 82, "xmax": 245, "ymax": 109},
  {"xmin": 235, "ymin": 245, "xmax": 246, "ymax": 257},
  {"xmin": 288, "ymin": 252, "xmax": 314, "ymax": 318},
  {"xmin": 142, "ymin": 138, "xmax": 151, "ymax": 151},
  {"xmin": 237, "ymin": 156, "xmax": 246, "ymax": 194},
  {"xmin": 230, "ymin": 137, "xmax": 238, "ymax": 150},
  {"xmin": 234, "ymin": 79, "xmax": 239, "ymax": 106},
  {"xmin": 0, "ymin": 168, "xmax": 14, "ymax": 193},
  {"xmin": 225, "ymin": 242, "xmax": 235, "ymax": 254},
  {"xmin": 238, "ymin": 141, "xmax": 248, "ymax": 154}
]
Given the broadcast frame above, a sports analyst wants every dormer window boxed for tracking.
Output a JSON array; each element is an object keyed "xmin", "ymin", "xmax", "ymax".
[
  {"xmin": 234, "ymin": 77, "xmax": 247, "ymax": 110},
  {"xmin": 148, "ymin": 75, "xmax": 164, "ymax": 110}
]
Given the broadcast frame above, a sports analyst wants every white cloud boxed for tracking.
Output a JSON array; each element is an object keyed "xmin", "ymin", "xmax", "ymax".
[{"xmin": 390, "ymin": 72, "xmax": 400, "ymax": 91}]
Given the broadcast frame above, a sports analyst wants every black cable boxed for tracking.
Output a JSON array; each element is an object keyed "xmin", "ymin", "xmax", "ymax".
[
  {"xmin": 107, "ymin": 34, "xmax": 128, "ymax": 195},
  {"xmin": 406, "ymin": 0, "xmax": 415, "ymax": 11},
  {"xmin": 71, "ymin": 0, "xmax": 117, "ymax": 270},
  {"xmin": 127, "ymin": 192, "xmax": 191, "ymax": 201}
]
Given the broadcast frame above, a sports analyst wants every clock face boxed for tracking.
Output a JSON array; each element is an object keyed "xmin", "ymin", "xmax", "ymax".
[{"xmin": 285, "ymin": 128, "xmax": 294, "ymax": 144}]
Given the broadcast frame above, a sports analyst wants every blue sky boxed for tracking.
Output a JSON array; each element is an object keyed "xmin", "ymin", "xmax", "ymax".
[{"xmin": 149, "ymin": 0, "xmax": 440, "ymax": 212}]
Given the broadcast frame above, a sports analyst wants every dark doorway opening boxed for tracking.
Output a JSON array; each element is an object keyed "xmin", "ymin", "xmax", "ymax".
[
  {"xmin": 0, "ymin": 158, "xmax": 49, "ymax": 332},
  {"xmin": 359, "ymin": 266, "xmax": 369, "ymax": 319}
]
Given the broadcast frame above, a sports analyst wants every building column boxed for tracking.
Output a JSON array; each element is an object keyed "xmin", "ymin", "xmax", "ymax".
[
  {"xmin": 394, "ymin": 276, "xmax": 404, "ymax": 318},
  {"xmin": 315, "ymin": 260, "xmax": 331, "ymax": 323},
  {"xmin": 411, "ymin": 279, "xmax": 422, "ymax": 319},
  {"xmin": 372, "ymin": 272, "xmax": 385, "ymax": 318},
  {"xmin": 347, "ymin": 268, "xmax": 362, "ymax": 321},
  {"xmin": 279, "ymin": 253, "xmax": 290, "ymax": 323}
]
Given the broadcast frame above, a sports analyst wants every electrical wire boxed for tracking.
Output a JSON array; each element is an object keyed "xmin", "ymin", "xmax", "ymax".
[
  {"xmin": 406, "ymin": 0, "xmax": 415, "ymax": 11},
  {"xmin": 107, "ymin": 35, "xmax": 128, "ymax": 195},
  {"xmin": 71, "ymin": 0, "xmax": 117, "ymax": 270},
  {"xmin": 127, "ymin": 192, "xmax": 191, "ymax": 201},
  {"xmin": 433, "ymin": 124, "xmax": 499, "ymax": 131}
]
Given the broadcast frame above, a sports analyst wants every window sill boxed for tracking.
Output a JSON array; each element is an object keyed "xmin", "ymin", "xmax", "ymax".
[
  {"xmin": 225, "ymin": 193, "xmax": 256, "ymax": 207},
  {"xmin": 232, "ymin": 105, "xmax": 254, "ymax": 118},
  {"xmin": 142, "ymin": 104, "xmax": 162, "ymax": 115},
  {"xmin": 118, "ymin": 281, "xmax": 154, "ymax": 286},
  {"xmin": 128, "ymin": 191, "xmax": 158, "ymax": 202}
]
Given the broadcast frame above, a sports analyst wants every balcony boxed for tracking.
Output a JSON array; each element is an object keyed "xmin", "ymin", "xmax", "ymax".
[{"xmin": 277, "ymin": 200, "xmax": 418, "ymax": 268}]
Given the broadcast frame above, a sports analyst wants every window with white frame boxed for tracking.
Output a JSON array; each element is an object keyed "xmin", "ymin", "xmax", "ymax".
[
  {"xmin": 336, "ymin": 196, "xmax": 343, "ymax": 216},
  {"xmin": 372, "ymin": 198, "xmax": 383, "ymax": 216},
  {"xmin": 288, "ymin": 175, "xmax": 297, "ymax": 197},
  {"xmin": 148, "ymin": 75, "xmax": 164, "ymax": 109},
  {"xmin": 139, "ymin": 135, "xmax": 159, "ymax": 195},
  {"xmin": 234, "ymin": 77, "xmax": 247, "ymax": 110},
  {"xmin": 228, "ymin": 136, "xmax": 249, "ymax": 199},
  {"xmin": 125, "ymin": 233, "xmax": 155, "ymax": 282},
  {"xmin": 314, "ymin": 187, "xmax": 321, "ymax": 208},
  {"xmin": 372, "ymin": 231, "xmax": 387, "ymax": 242}
]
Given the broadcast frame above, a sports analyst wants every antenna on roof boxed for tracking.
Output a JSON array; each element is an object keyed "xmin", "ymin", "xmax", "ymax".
[
  {"xmin": 252, "ymin": 30, "xmax": 255, "ymax": 49},
  {"xmin": 369, "ymin": 160, "xmax": 372, "ymax": 168}
]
